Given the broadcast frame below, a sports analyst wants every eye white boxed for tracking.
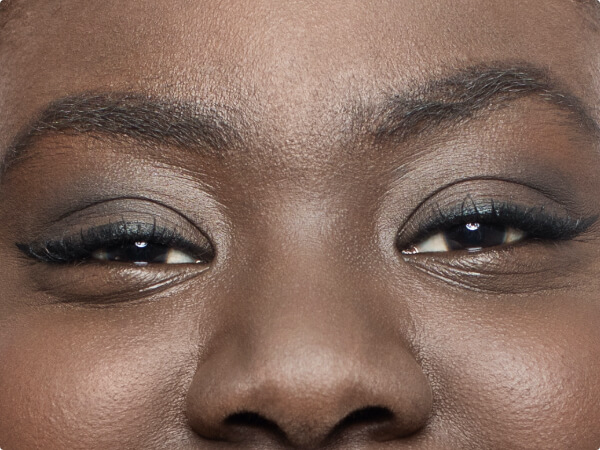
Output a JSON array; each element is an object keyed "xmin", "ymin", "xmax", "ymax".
[
  {"xmin": 92, "ymin": 249, "xmax": 110, "ymax": 260},
  {"xmin": 91, "ymin": 246, "xmax": 199, "ymax": 264},
  {"xmin": 403, "ymin": 226, "xmax": 526, "ymax": 255},
  {"xmin": 164, "ymin": 248, "xmax": 198, "ymax": 264},
  {"xmin": 403, "ymin": 233, "xmax": 449, "ymax": 254},
  {"xmin": 505, "ymin": 228, "xmax": 525, "ymax": 244}
]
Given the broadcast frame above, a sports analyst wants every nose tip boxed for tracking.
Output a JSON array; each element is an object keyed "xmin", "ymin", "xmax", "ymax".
[
  {"xmin": 185, "ymin": 236, "xmax": 432, "ymax": 447},
  {"xmin": 186, "ymin": 340, "xmax": 433, "ymax": 448}
]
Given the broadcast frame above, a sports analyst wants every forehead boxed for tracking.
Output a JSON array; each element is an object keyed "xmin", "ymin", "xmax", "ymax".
[{"xmin": 0, "ymin": 0, "xmax": 598, "ymax": 157}]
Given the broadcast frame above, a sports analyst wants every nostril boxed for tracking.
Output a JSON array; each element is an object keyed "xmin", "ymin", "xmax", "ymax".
[
  {"xmin": 327, "ymin": 406, "xmax": 397, "ymax": 443},
  {"xmin": 225, "ymin": 410, "xmax": 279, "ymax": 430},
  {"xmin": 336, "ymin": 406, "xmax": 395, "ymax": 429},
  {"xmin": 224, "ymin": 411, "xmax": 288, "ymax": 443},
  {"xmin": 224, "ymin": 406, "xmax": 400, "ymax": 447}
]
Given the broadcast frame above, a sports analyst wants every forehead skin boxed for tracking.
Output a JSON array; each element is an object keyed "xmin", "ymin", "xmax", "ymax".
[
  {"xmin": 0, "ymin": 0, "xmax": 599, "ymax": 158},
  {"xmin": 0, "ymin": 1, "xmax": 599, "ymax": 449}
]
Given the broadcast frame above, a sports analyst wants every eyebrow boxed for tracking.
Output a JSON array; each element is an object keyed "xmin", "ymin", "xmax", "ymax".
[
  {"xmin": 370, "ymin": 64, "xmax": 600, "ymax": 144},
  {"xmin": 1, "ymin": 93, "xmax": 243, "ymax": 175},
  {"xmin": 1, "ymin": 64, "xmax": 598, "ymax": 179}
]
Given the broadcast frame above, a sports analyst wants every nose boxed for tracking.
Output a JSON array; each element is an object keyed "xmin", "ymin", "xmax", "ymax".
[{"xmin": 186, "ymin": 245, "xmax": 432, "ymax": 448}]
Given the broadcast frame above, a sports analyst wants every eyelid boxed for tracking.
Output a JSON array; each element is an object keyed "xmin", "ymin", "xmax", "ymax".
[
  {"xmin": 397, "ymin": 197, "xmax": 596, "ymax": 255},
  {"xmin": 18, "ymin": 219, "xmax": 214, "ymax": 265}
]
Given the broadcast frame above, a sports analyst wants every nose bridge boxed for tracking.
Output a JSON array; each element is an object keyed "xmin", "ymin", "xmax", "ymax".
[
  {"xmin": 251, "ymin": 222, "xmax": 366, "ymax": 333},
  {"xmin": 242, "ymin": 241, "xmax": 381, "ymax": 382},
  {"xmin": 238, "ymin": 199, "xmax": 385, "ymax": 352},
  {"xmin": 228, "ymin": 202, "xmax": 381, "ymax": 373},
  {"xmin": 186, "ymin": 200, "xmax": 433, "ymax": 446}
]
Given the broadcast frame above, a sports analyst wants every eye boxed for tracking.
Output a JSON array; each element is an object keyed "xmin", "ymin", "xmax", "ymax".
[
  {"xmin": 18, "ymin": 220, "xmax": 214, "ymax": 265},
  {"xmin": 92, "ymin": 241, "xmax": 201, "ymax": 265},
  {"xmin": 403, "ymin": 222, "xmax": 526, "ymax": 254}
]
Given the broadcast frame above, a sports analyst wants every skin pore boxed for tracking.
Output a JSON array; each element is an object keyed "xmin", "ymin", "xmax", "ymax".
[{"xmin": 1, "ymin": 0, "xmax": 600, "ymax": 448}]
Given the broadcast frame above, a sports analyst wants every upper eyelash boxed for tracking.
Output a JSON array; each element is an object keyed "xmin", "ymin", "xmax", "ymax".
[
  {"xmin": 403, "ymin": 198, "xmax": 597, "ymax": 247},
  {"xmin": 17, "ymin": 201, "xmax": 597, "ymax": 264},
  {"xmin": 17, "ymin": 220, "xmax": 214, "ymax": 264}
]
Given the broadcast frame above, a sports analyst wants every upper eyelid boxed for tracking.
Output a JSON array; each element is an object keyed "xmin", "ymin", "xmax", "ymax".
[
  {"xmin": 394, "ymin": 177, "xmax": 557, "ymax": 239},
  {"xmin": 18, "ymin": 220, "xmax": 214, "ymax": 264},
  {"xmin": 398, "ymin": 199, "xmax": 596, "ymax": 251},
  {"xmin": 53, "ymin": 196, "xmax": 204, "ymax": 232},
  {"xmin": 407, "ymin": 200, "xmax": 516, "ymax": 242},
  {"xmin": 14, "ymin": 197, "xmax": 220, "ymax": 263}
]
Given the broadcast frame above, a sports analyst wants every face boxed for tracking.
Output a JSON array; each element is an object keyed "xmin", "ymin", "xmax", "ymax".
[{"xmin": 1, "ymin": 1, "xmax": 599, "ymax": 448}]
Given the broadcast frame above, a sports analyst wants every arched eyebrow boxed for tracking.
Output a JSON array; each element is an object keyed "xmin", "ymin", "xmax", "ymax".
[
  {"xmin": 0, "ymin": 93, "xmax": 244, "ymax": 176},
  {"xmin": 1, "ymin": 63, "xmax": 598, "ymax": 180},
  {"xmin": 370, "ymin": 64, "xmax": 600, "ymax": 145}
]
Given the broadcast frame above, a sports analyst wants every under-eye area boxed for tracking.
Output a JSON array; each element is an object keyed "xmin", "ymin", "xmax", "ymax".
[
  {"xmin": 394, "ymin": 178, "xmax": 599, "ymax": 293},
  {"xmin": 24, "ymin": 260, "xmax": 209, "ymax": 305},
  {"xmin": 403, "ymin": 238, "xmax": 597, "ymax": 294}
]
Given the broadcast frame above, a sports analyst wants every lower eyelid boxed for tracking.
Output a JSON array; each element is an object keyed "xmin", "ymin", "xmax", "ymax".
[
  {"xmin": 403, "ymin": 239, "xmax": 592, "ymax": 295},
  {"xmin": 24, "ymin": 260, "xmax": 211, "ymax": 305}
]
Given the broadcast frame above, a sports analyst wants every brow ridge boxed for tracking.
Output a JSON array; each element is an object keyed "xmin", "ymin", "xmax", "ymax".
[{"xmin": 2, "ymin": 64, "xmax": 598, "ymax": 180}]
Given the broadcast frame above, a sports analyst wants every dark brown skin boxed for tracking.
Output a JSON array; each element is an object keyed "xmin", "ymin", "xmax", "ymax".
[{"xmin": 1, "ymin": 1, "xmax": 600, "ymax": 448}]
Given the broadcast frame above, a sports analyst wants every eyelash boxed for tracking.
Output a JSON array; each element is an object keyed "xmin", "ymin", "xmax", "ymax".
[
  {"xmin": 17, "ymin": 220, "xmax": 214, "ymax": 264},
  {"xmin": 400, "ymin": 199, "xmax": 596, "ymax": 252},
  {"xmin": 16, "ymin": 200, "xmax": 596, "ymax": 265}
]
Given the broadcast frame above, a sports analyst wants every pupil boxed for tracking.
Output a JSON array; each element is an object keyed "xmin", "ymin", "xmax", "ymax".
[
  {"xmin": 105, "ymin": 243, "xmax": 170, "ymax": 263},
  {"xmin": 445, "ymin": 222, "xmax": 507, "ymax": 251}
]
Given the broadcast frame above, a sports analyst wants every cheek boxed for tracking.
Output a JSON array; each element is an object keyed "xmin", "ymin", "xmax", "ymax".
[
  {"xmin": 0, "ymin": 304, "xmax": 201, "ymax": 449},
  {"xmin": 426, "ymin": 295, "xmax": 600, "ymax": 447}
]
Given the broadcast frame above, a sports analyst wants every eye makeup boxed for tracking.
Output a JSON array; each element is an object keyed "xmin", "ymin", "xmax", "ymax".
[
  {"xmin": 17, "ymin": 219, "xmax": 214, "ymax": 265},
  {"xmin": 399, "ymin": 198, "xmax": 597, "ymax": 255}
]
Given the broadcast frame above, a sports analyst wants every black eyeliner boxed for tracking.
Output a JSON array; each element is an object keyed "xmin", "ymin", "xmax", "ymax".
[
  {"xmin": 17, "ymin": 220, "xmax": 214, "ymax": 264},
  {"xmin": 403, "ymin": 198, "xmax": 597, "ymax": 248}
]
